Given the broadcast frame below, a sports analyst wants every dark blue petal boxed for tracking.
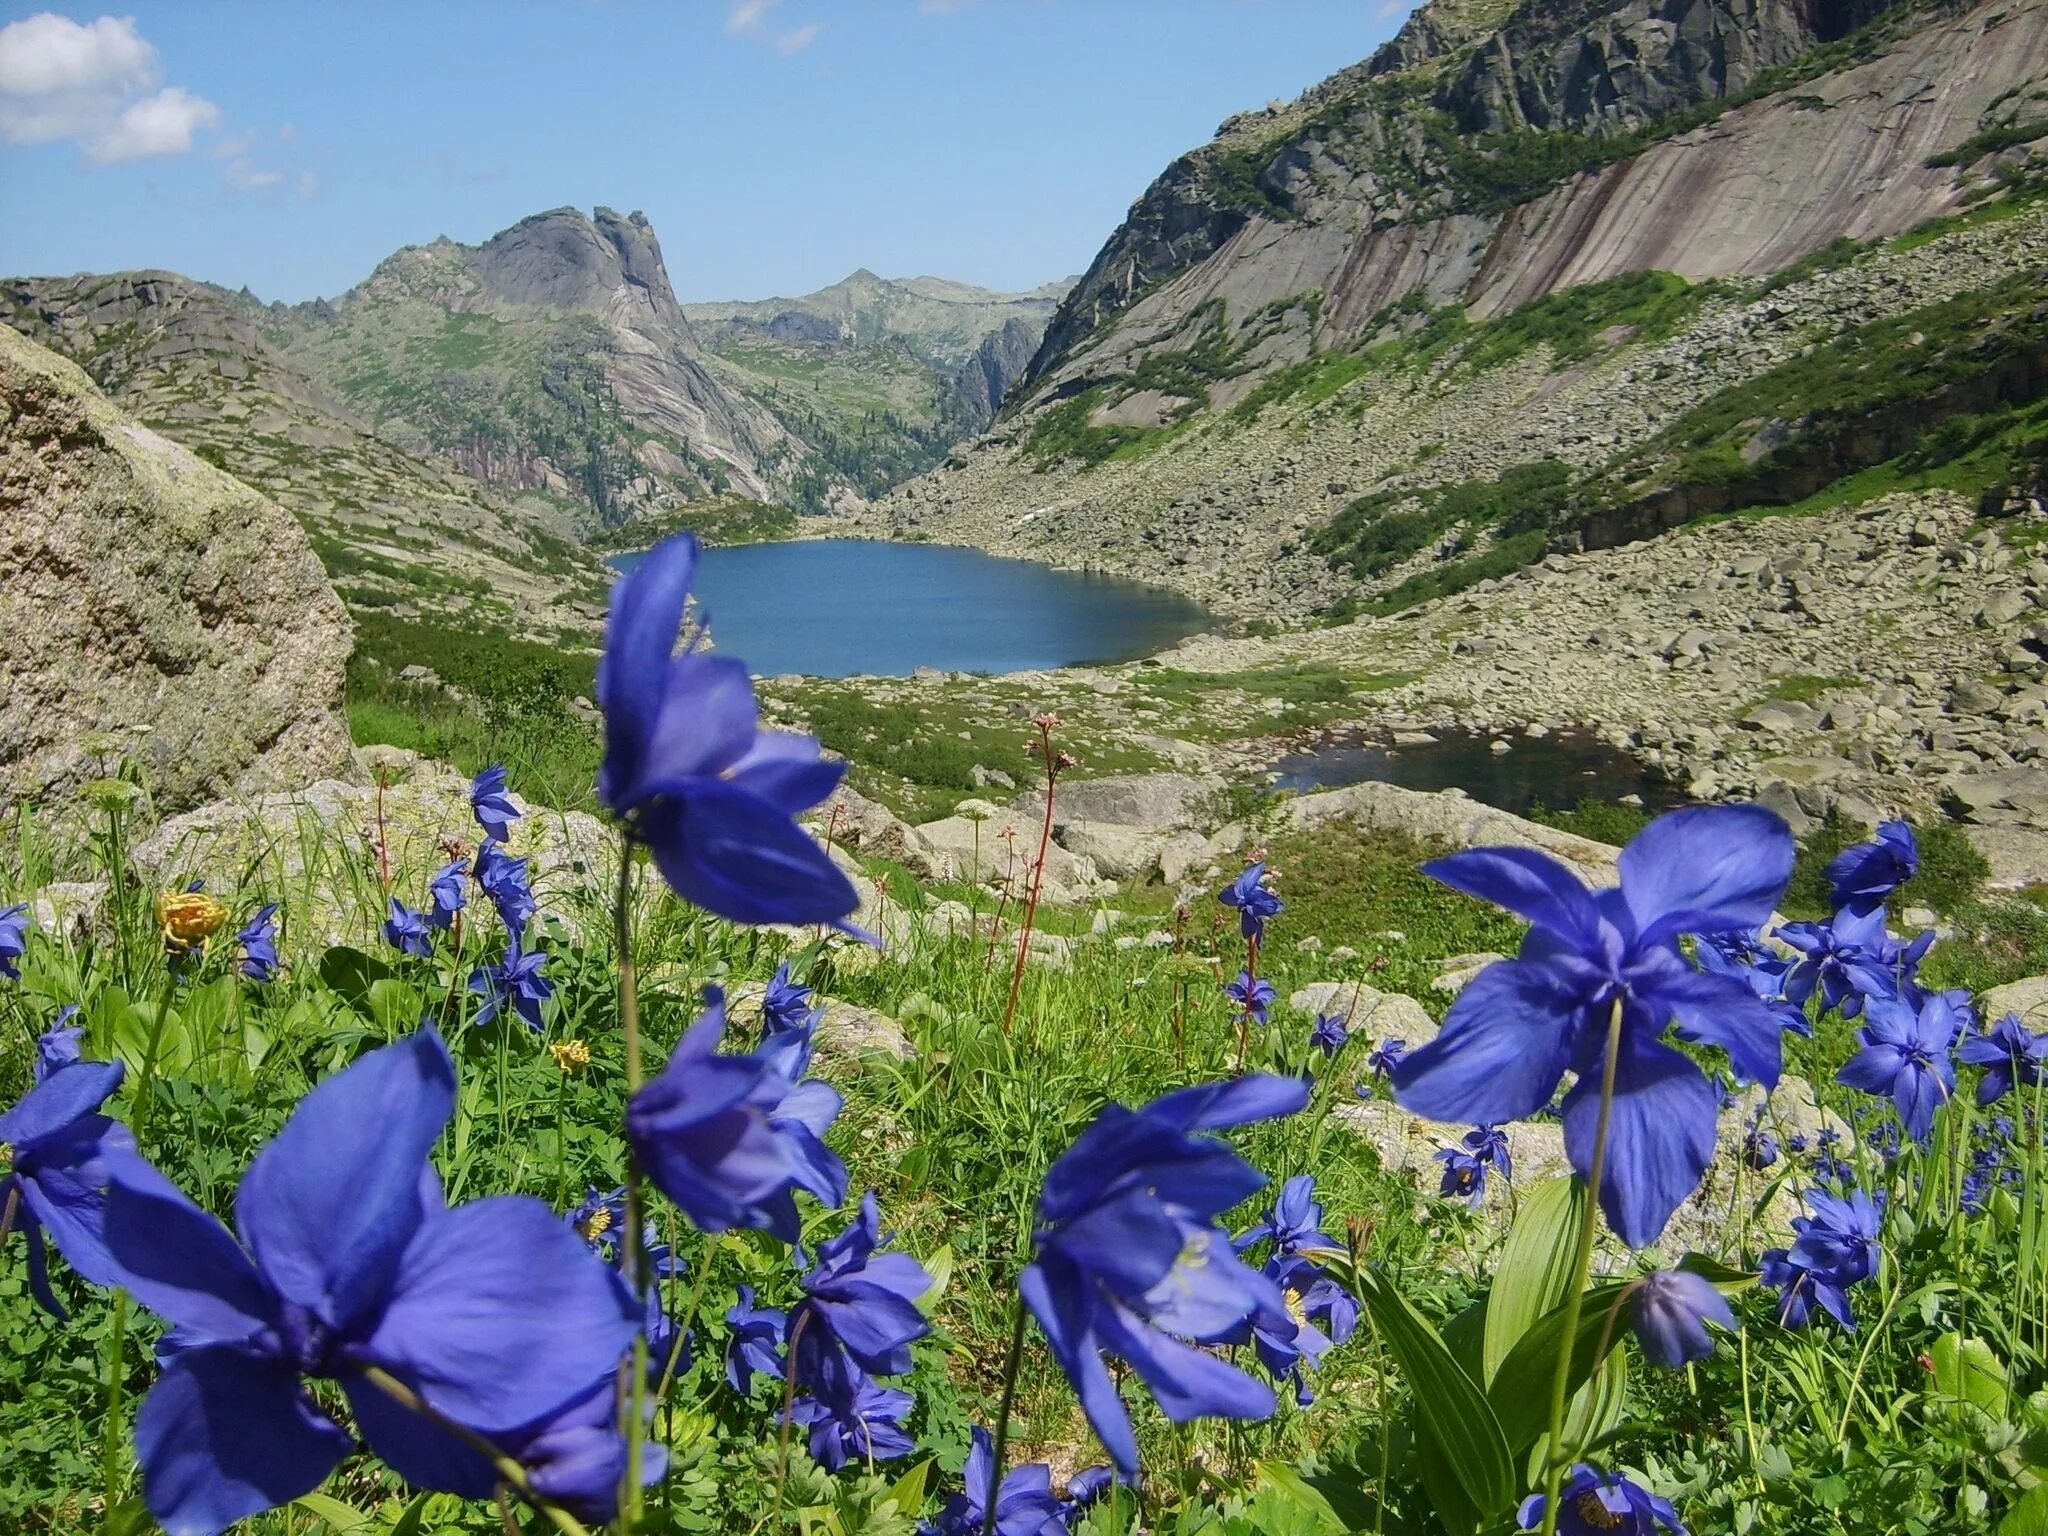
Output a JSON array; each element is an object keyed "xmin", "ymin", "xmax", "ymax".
[
  {"xmin": 136, "ymin": 1346, "xmax": 349, "ymax": 1536},
  {"xmin": 235, "ymin": 1031, "xmax": 453, "ymax": 1329},
  {"xmin": 1562, "ymin": 1036, "xmax": 1718, "ymax": 1248},
  {"xmin": 0, "ymin": 1059, "xmax": 124, "ymax": 1148},
  {"xmin": 102, "ymin": 1158, "xmax": 278, "ymax": 1345},
  {"xmin": 1391, "ymin": 959, "xmax": 1576, "ymax": 1126},
  {"xmin": 598, "ymin": 532, "xmax": 699, "ymax": 809},
  {"xmin": 1093, "ymin": 1292, "xmax": 1278, "ymax": 1425},
  {"xmin": 1421, "ymin": 847, "xmax": 1602, "ymax": 944},
  {"xmin": 1144, "ymin": 1074, "xmax": 1310, "ymax": 1133},
  {"xmin": 343, "ymin": 1374, "xmax": 497, "ymax": 1499},
  {"xmin": 361, "ymin": 1195, "xmax": 639, "ymax": 1432},
  {"xmin": 1020, "ymin": 1257, "xmax": 1135, "ymax": 1479},
  {"xmin": 1662, "ymin": 968, "xmax": 1786, "ymax": 1090},
  {"xmin": 638, "ymin": 778, "xmax": 859, "ymax": 928},
  {"xmin": 1619, "ymin": 805, "xmax": 1794, "ymax": 946}
]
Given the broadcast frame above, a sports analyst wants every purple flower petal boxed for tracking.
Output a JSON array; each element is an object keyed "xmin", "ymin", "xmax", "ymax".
[
  {"xmin": 1562, "ymin": 1035, "xmax": 1718, "ymax": 1248},
  {"xmin": 1619, "ymin": 805, "xmax": 1794, "ymax": 946}
]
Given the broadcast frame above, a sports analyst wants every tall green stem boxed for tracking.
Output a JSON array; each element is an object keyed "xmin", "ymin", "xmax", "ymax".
[
  {"xmin": 613, "ymin": 840, "xmax": 652, "ymax": 1527},
  {"xmin": 1537, "ymin": 995, "xmax": 1625, "ymax": 1536},
  {"xmin": 981, "ymin": 1295, "xmax": 1031, "ymax": 1536}
]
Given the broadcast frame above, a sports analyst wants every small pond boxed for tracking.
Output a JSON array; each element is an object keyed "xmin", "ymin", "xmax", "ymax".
[
  {"xmin": 605, "ymin": 540, "xmax": 1217, "ymax": 679},
  {"xmin": 1267, "ymin": 727, "xmax": 1687, "ymax": 817}
]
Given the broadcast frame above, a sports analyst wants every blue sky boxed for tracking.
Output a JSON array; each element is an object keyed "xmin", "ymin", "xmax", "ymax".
[{"xmin": 0, "ymin": 1, "xmax": 1410, "ymax": 304}]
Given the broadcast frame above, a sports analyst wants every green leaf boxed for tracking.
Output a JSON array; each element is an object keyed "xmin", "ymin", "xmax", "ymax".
[
  {"xmin": 383, "ymin": 1493, "xmax": 433, "ymax": 1536},
  {"xmin": 1931, "ymin": 1333, "xmax": 2010, "ymax": 1417},
  {"xmin": 1354, "ymin": 1267, "xmax": 1518, "ymax": 1524},
  {"xmin": 319, "ymin": 945, "xmax": 397, "ymax": 1017},
  {"xmin": 292, "ymin": 1491, "xmax": 376, "ymax": 1534},
  {"xmin": 1483, "ymin": 1177, "xmax": 1586, "ymax": 1386},
  {"xmin": 917, "ymin": 1244, "xmax": 954, "ymax": 1313},
  {"xmin": 1250, "ymin": 1461, "xmax": 1347, "ymax": 1535},
  {"xmin": 2000, "ymin": 1483, "xmax": 2048, "ymax": 1536},
  {"xmin": 1487, "ymin": 1280, "xmax": 1633, "ymax": 1458},
  {"xmin": 882, "ymin": 1458, "xmax": 933, "ymax": 1520},
  {"xmin": 1674, "ymin": 1252, "xmax": 1760, "ymax": 1293}
]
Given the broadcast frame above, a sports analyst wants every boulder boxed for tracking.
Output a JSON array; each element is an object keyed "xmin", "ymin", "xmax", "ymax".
[
  {"xmin": 1054, "ymin": 820, "xmax": 1165, "ymax": 881},
  {"xmin": 805, "ymin": 785, "xmax": 945, "ymax": 879},
  {"xmin": 1013, "ymin": 772, "xmax": 1224, "ymax": 833},
  {"xmin": 912, "ymin": 811, "xmax": 1105, "ymax": 904},
  {"xmin": 1281, "ymin": 782, "xmax": 1619, "ymax": 885},
  {"xmin": 1433, "ymin": 952, "xmax": 1510, "ymax": 995},
  {"xmin": 725, "ymin": 982, "xmax": 915, "ymax": 1062},
  {"xmin": 1286, "ymin": 980, "xmax": 1437, "ymax": 1047},
  {"xmin": 0, "ymin": 324, "xmax": 351, "ymax": 813},
  {"xmin": 130, "ymin": 757, "xmax": 614, "ymax": 947},
  {"xmin": 1980, "ymin": 975, "xmax": 2048, "ymax": 1028}
]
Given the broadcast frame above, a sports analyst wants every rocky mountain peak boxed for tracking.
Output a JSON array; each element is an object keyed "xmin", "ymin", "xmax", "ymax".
[{"xmin": 466, "ymin": 204, "xmax": 686, "ymax": 324}]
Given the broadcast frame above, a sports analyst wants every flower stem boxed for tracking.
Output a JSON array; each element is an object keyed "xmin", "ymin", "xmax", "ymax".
[
  {"xmin": 613, "ymin": 837, "xmax": 652, "ymax": 1527},
  {"xmin": 982, "ymin": 1293, "xmax": 1031, "ymax": 1536},
  {"xmin": 357, "ymin": 1365, "xmax": 589, "ymax": 1536},
  {"xmin": 1537, "ymin": 993, "xmax": 1625, "ymax": 1536},
  {"xmin": 1003, "ymin": 724, "xmax": 1060, "ymax": 1037}
]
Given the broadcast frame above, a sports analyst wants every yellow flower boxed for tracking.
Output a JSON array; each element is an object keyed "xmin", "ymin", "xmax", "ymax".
[
  {"xmin": 549, "ymin": 1039, "xmax": 592, "ymax": 1075},
  {"xmin": 155, "ymin": 891, "xmax": 229, "ymax": 948}
]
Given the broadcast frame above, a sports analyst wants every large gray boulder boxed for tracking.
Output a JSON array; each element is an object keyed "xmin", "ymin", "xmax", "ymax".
[
  {"xmin": 1014, "ymin": 771, "xmax": 1225, "ymax": 833},
  {"xmin": 0, "ymin": 323, "xmax": 352, "ymax": 813}
]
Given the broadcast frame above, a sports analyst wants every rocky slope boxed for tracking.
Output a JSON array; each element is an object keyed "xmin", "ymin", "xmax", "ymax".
[
  {"xmin": 844, "ymin": 0, "xmax": 2048, "ymax": 616},
  {"xmin": 682, "ymin": 270, "xmax": 1068, "ymax": 504},
  {"xmin": 0, "ymin": 324, "xmax": 351, "ymax": 813},
  {"xmin": 265, "ymin": 207, "xmax": 811, "ymax": 522},
  {"xmin": 0, "ymin": 269, "xmax": 611, "ymax": 640}
]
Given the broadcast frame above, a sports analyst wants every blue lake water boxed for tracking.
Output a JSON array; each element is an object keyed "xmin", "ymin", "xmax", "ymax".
[
  {"xmin": 607, "ymin": 539, "xmax": 1216, "ymax": 678},
  {"xmin": 1268, "ymin": 727, "xmax": 1686, "ymax": 817}
]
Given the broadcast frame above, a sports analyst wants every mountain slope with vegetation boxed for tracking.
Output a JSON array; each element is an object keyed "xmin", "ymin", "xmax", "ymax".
[{"xmin": 849, "ymin": 0, "xmax": 2048, "ymax": 618}]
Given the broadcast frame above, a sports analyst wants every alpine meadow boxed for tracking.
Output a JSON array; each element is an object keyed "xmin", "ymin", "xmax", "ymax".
[{"xmin": 10, "ymin": 3, "xmax": 2048, "ymax": 1536}]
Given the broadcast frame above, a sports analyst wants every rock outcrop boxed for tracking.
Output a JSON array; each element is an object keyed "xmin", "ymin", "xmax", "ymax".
[{"xmin": 0, "ymin": 325, "xmax": 351, "ymax": 813}]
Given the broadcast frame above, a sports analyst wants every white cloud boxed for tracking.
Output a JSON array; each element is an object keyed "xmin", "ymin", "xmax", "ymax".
[
  {"xmin": 86, "ymin": 84, "xmax": 220, "ymax": 163},
  {"xmin": 726, "ymin": 0, "xmax": 817, "ymax": 55},
  {"xmin": 725, "ymin": 0, "xmax": 776, "ymax": 35},
  {"xmin": 0, "ymin": 12, "xmax": 152, "ymax": 100},
  {"xmin": 222, "ymin": 156, "xmax": 282, "ymax": 190},
  {"xmin": 0, "ymin": 11, "xmax": 221, "ymax": 162}
]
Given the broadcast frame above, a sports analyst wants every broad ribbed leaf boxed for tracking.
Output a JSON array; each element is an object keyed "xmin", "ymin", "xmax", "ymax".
[
  {"xmin": 2002, "ymin": 1484, "xmax": 2048, "ymax": 1536},
  {"xmin": 1488, "ymin": 1280, "xmax": 1632, "ymax": 1458},
  {"xmin": 1483, "ymin": 1177, "xmax": 1585, "ymax": 1386},
  {"xmin": 1355, "ymin": 1268, "xmax": 1517, "ymax": 1524}
]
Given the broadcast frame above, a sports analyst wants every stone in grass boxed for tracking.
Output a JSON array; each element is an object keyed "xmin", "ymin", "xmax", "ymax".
[
  {"xmin": 723, "ymin": 979, "xmax": 914, "ymax": 1062},
  {"xmin": 1432, "ymin": 953, "xmax": 1509, "ymax": 995},
  {"xmin": 1287, "ymin": 980, "xmax": 1436, "ymax": 1048}
]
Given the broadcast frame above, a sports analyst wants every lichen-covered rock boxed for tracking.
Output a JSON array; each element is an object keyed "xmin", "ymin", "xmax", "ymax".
[
  {"xmin": 128, "ymin": 758, "xmax": 613, "ymax": 948},
  {"xmin": 0, "ymin": 324, "xmax": 351, "ymax": 813}
]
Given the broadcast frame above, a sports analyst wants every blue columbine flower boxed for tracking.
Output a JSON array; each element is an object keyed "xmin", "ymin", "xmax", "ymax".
[
  {"xmin": 1225, "ymin": 969, "xmax": 1276, "ymax": 1025},
  {"xmin": 469, "ymin": 941, "xmax": 553, "ymax": 1031},
  {"xmin": 762, "ymin": 960, "xmax": 821, "ymax": 1035},
  {"xmin": 1309, "ymin": 1012, "xmax": 1349, "ymax": 1057},
  {"xmin": 1696, "ymin": 932, "xmax": 1810, "ymax": 1039},
  {"xmin": 1391, "ymin": 805, "xmax": 1796, "ymax": 1248},
  {"xmin": 1019, "ymin": 1074, "xmax": 1308, "ymax": 1478},
  {"xmin": 1961, "ymin": 1012, "xmax": 2048, "ymax": 1106},
  {"xmin": 95, "ymin": 1030, "xmax": 641, "ymax": 1536},
  {"xmin": 427, "ymin": 858, "xmax": 468, "ymax": 929},
  {"xmin": 1367, "ymin": 1037, "xmax": 1408, "ymax": 1079},
  {"xmin": 1789, "ymin": 1187, "xmax": 1881, "ymax": 1285},
  {"xmin": 1436, "ymin": 1147, "xmax": 1489, "ymax": 1207},
  {"xmin": 382, "ymin": 898, "xmax": 433, "ymax": 959},
  {"xmin": 1063, "ymin": 1467, "xmax": 1116, "ymax": 1519},
  {"xmin": 725, "ymin": 1285, "xmax": 790, "ymax": 1393},
  {"xmin": 926, "ymin": 1425, "xmax": 1064, "ymax": 1536},
  {"xmin": 1628, "ymin": 1269, "xmax": 1735, "ymax": 1367},
  {"xmin": 3, "ymin": 1034, "xmax": 130, "ymax": 1317},
  {"xmin": 1827, "ymin": 820, "xmax": 1917, "ymax": 917},
  {"xmin": 1240, "ymin": 1255, "xmax": 1336, "ymax": 1406},
  {"xmin": 488, "ymin": 1379, "xmax": 663, "ymax": 1526},
  {"xmin": 1743, "ymin": 1128, "xmax": 1780, "ymax": 1171},
  {"xmin": 1778, "ymin": 910, "xmax": 1886, "ymax": 1020},
  {"xmin": 596, "ymin": 533, "xmax": 860, "ymax": 930},
  {"xmin": 37, "ymin": 1007, "xmax": 82, "ymax": 1077},
  {"xmin": 790, "ymin": 1191, "xmax": 934, "ymax": 1385},
  {"xmin": 626, "ymin": 987, "xmax": 847, "ymax": 1243},
  {"xmin": 1760, "ymin": 1248, "xmax": 1855, "ymax": 1330},
  {"xmin": 470, "ymin": 765, "xmax": 521, "ymax": 844},
  {"xmin": 1219, "ymin": 862, "xmax": 1283, "ymax": 943},
  {"xmin": 1234, "ymin": 1173, "xmax": 1340, "ymax": 1258},
  {"xmin": 789, "ymin": 1363, "xmax": 915, "ymax": 1471},
  {"xmin": 1836, "ymin": 991, "xmax": 1960, "ymax": 1143},
  {"xmin": 473, "ymin": 843, "xmax": 538, "ymax": 939},
  {"xmin": 237, "ymin": 904, "xmax": 280, "ymax": 983},
  {"xmin": 1, "ymin": 902, "xmax": 29, "ymax": 980},
  {"xmin": 1517, "ymin": 1465, "xmax": 1686, "ymax": 1535}
]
